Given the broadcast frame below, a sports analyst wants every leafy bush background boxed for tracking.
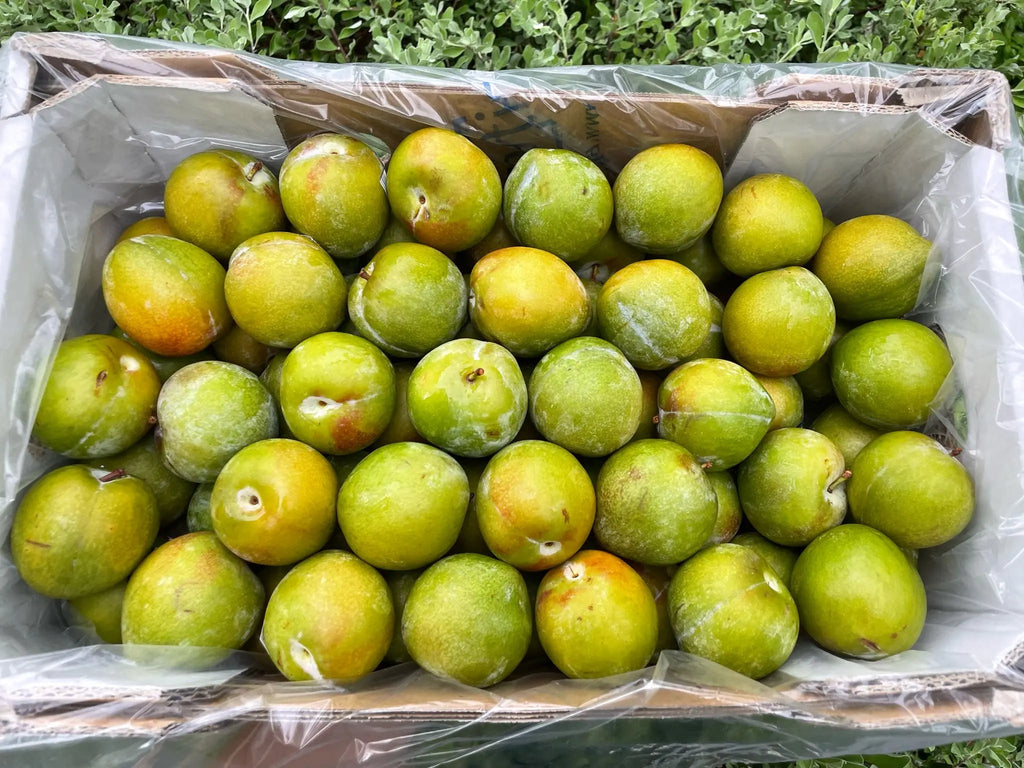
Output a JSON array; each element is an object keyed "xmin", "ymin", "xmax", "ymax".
[
  {"xmin": 1, "ymin": 2, "xmax": 1023, "ymax": 767},
  {"xmin": 1, "ymin": 0, "xmax": 1022, "ymax": 129}
]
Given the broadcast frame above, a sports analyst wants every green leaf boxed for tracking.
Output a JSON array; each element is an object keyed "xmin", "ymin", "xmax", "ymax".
[
  {"xmin": 863, "ymin": 753, "xmax": 914, "ymax": 768},
  {"xmin": 313, "ymin": 35, "xmax": 338, "ymax": 51},
  {"xmin": 806, "ymin": 10, "xmax": 824, "ymax": 49},
  {"xmin": 282, "ymin": 6, "xmax": 311, "ymax": 21}
]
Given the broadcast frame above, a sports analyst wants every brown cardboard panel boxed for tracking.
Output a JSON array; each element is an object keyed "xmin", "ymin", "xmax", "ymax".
[
  {"xmin": 11, "ymin": 33, "xmax": 1012, "ymax": 162},
  {"xmin": 27, "ymin": 74, "xmax": 255, "ymax": 114},
  {"xmin": 20, "ymin": 65, "xmax": 766, "ymax": 175},
  {"xmin": 7, "ymin": 667, "xmax": 1009, "ymax": 726},
  {"xmin": 5, "ymin": 682, "xmax": 1021, "ymax": 740},
  {"xmin": 256, "ymin": 81, "xmax": 766, "ymax": 173},
  {"xmin": 8, "ymin": 33, "xmax": 282, "ymax": 99}
]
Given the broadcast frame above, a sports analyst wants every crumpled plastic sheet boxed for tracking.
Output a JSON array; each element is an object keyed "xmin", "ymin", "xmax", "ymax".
[{"xmin": 0, "ymin": 31, "xmax": 1023, "ymax": 767}]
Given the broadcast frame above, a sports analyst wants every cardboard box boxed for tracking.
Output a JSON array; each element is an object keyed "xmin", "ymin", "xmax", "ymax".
[{"xmin": 1, "ymin": 33, "xmax": 1023, "ymax": 764}]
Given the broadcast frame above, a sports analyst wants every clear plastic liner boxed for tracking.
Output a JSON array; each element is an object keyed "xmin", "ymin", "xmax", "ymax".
[{"xmin": 0, "ymin": 31, "xmax": 1023, "ymax": 766}]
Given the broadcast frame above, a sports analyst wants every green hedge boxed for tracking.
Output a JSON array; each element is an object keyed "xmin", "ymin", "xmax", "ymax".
[{"xmin": 0, "ymin": 2, "xmax": 1016, "ymax": 85}]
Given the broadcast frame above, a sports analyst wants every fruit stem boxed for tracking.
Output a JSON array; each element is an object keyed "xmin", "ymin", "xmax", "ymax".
[
  {"xmin": 950, "ymin": 447, "xmax": 963, "ymax": 457},
  {"xmin": 244, "ymin": 160, "xmax": 263, "ymax": 182},
  {"xmin": 700, "ymin": 461, "xmax": 713, "ymax": 470},
  {"xmin": 652, "ymin": 414, "xmax": 660, "ymax": 425},
  {"xmin": 358, "ymin": 268, "xmax": 371, "ymax": 281},
  {"xmin": 465, "ymin": 368, "xmax": 485, "ymax": 383},
  {"xmin": 828, "ymin": 470, "xmax": 852, "ymax": 493},
  {"xmin": 98, "ymin": 469, "xmax": 127, "ymax": 483}
]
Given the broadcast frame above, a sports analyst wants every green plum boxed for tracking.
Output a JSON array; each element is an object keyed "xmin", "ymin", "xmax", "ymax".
[
  {"xmin": 11, "ymin": 465, "xmax": 159, "ymax": 599},
  {"xmin": 407, "ymin": 339, "xmax": 527, "ymax": 458},
  {"xmin": 157, "ymin": 361, "xmax": 278, "ymax": 483},
  {"xmin": 33, "ymin": 334, "xmax": 161, "ymax": 459},
  {"xmin": 279, "ymin": 332, "xmax": 395, "ymax": 455},
  {"xmin": 529, "ymin": 337, "xmax": 642, "ymax": 457},
  {"xmin": 348, "ymin": 242, "xmax": 467, "ymax": 357},
  {"xmin": 279, "ymin": 133, "xmax": 389, "ymax": 260},
  {"xmin": 503, "ymin": 148, "xmax": 613, "ymax": 262},
  {"xmin": 164, "ymin": 149, "xmax": 286, "ymax": 262}
]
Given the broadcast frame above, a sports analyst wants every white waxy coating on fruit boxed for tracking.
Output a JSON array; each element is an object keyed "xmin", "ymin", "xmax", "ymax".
[
  {"xmin": 811, "ymin": 215, "xmax": 932, "ymax": 321},
  {"xmin": 33, "ymin": 335, "xmax": 161, "ymax": 459},
  {"xmin": 657, "ymin": 358, "xmax": 775, "ymax": 471},
  {"xmin": 261, "ymin": 550, "xmax": 393, "ymax": 682},
  {"xmin": 279, "ymin": 134, "xmax": 388, "ymax": 259},
  {"xmin": 538, "ymin": 540, "xmax": 562, "ymax": 557},
  {"xmin": 289, "ymin": 638, "xmax": 321, "ymax": 679},
  {"xmin": 347, "ymin": 243, "xmax": 468, "ymax": 357},
  {"xmin": 164, "ymin": 150, "xmax": 286, "ymax": 262},
  {"xmin": 11, "ymin": 465, "xmax": 160, "ymax": 600},
  {"xmin": 613, "ymin": 144, "xmax": 724, "ymax": 255},
  {"xmin": 535, "ymin": 550, "xmax": 659, "ymax": 679},
  {"xmin": 503, "ymin": 149, "xmax": 613, "ymax": 262},
  {"xmin": 337, "ymin": 442, "xmax": 470, "ymax": 570},
  {"xmin": 157, "ymin": 361, "xmax": 278, "ymax": 483},
  {"xmin": 279, "ymin": 332, "xmax": 395, "ymax": 455},
  {"xmin": 711, "ymin": 173, "xmax": 823, "ymax": 277},
  {"xmin": 789, "ymin": 524, "xmax": 927, "ymax": 659},
  {"xmin": 847, "ymin": 431, "xmax": 974, "ymax": 549},
  {"xmin": 469, "ymin": 246, "xmax": 591, "ymax": 357},
  {"xmin": 830, "ymin": 319, "xmax": 952, "ymax": 430},
  {"xmin": 475, "ymin": 440, "xmax": 595, "ymax": 571},
  {"xmin": 597, "ymin": 259, "xmax": 711, "ymax": 371},
  {"xmin": 595, "ymin": 439, "xmax": 718, "ymax": 566},
  {"xmin": 386, "ymin": 127, "xmax": 502, "ymax": 253},
  {"xmin": 722, "ymin": 267, "xmax": 836, "ymax": 377},
  {"xmin": 121, "ymin": 531, "xmax": 264, "ymax": 654},
  {"xmin": 529, "ymin": 337, "xmax": 642, "ymax": 457},
  {"xmin": 667, "ymin": 543, "xmax": 799, "ymax": 679},
  {"xmin": 233, "ymin": 487, "xmax": 264, "ymax": 520},
  {"xmin": 225, "ymin": 232, "xmax": 348, "ymax": 348},
  {"xmin": 103, "ymin": 235, "xmax": 232, "ymax": 356}
]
